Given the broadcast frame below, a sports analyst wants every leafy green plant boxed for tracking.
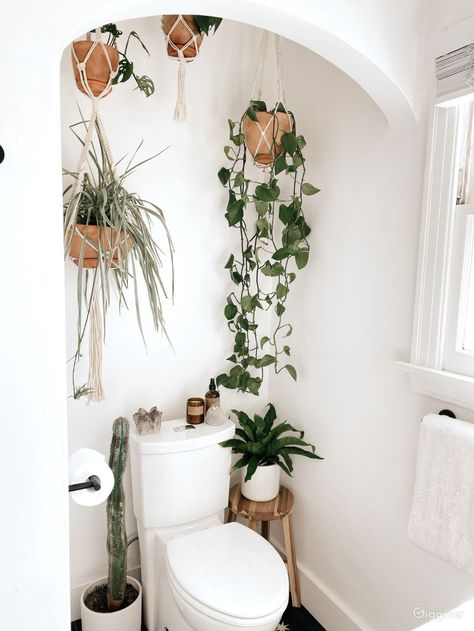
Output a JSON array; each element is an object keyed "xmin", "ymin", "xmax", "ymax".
[
  {"xmin": 216, "ymin": 100, "xmax": 320, "ymax": 395},
  {"xmin": 99, "ymin": 23, "xmax": 155, "ymax": 96},
  {"xmin": 193, "ymin": 15, "xmax": 223, "ymax": 36},
  {"xmin": 63, "ymin": 119, "xmax": 174, "ymax": 398},
  {"xmin": 220, "ymin": 404, "xmax": 323, "ymax": 481}
]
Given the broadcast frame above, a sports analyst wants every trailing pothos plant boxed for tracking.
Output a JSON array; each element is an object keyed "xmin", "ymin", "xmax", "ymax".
[
  {"xmin": 216, "ymin": 100, "xmax": 320, "ymax": 395},
  {"xmin": 99, "ymin": 23, "xmax": 155, "ymax": 96}
]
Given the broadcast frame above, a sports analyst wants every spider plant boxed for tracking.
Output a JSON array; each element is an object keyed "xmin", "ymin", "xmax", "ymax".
[{"xmin": 63, "ymin": 119, "xmax": 174, "ymax": 398}]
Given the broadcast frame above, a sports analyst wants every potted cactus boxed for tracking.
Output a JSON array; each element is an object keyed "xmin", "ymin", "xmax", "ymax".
[{"xmin": 80, "ymin": 417, "xmax": 142, "ymax": 631}]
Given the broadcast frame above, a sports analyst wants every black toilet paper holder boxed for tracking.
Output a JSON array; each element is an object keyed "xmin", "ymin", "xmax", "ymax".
[{"xmin": 68, "ymin": 475, "xmax": 101, "ymax": 493}]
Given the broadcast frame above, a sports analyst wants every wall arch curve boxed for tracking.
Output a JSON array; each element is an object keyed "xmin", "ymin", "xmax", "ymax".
[{"xmin": 58, "ymin": 0, "xmax": 418, "ymax": 131}]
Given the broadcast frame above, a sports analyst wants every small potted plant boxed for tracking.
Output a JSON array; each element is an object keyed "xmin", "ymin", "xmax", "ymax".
[
  {"xmin": 162, "ymin": 14, "xmax": 222, "ymax": 58},
  {"xmin": 220, "ymin": 404, "xmax": 322, "ymax": 501},
  {"xmin": 242, "ymin": 100, "xmax": 293, "ymax": 165},
  {"xmin": 72, "ymin": 23, "xmax": 155, "ymax": 98},
  {"xmin": 80, "ymin": 417, "xmax": 142, "ymax": 631},
  {"xmin": 63, "ymin": 119, "xmax": 173, "ymax": 399}
]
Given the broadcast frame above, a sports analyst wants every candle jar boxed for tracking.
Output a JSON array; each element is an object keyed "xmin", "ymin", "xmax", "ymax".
[{"xmin": 186, "ymin": 397, "xmax": 205, "ymax": 424}]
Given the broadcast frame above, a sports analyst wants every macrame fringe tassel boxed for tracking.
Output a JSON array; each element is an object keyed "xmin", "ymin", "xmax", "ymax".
[
  {"xmin": 174, "ymin": 55, "xmax": 187, "ymax": 122},
  {"xmin": 88, "ymin": 284, "xmax": 104, "ymax": 401}
]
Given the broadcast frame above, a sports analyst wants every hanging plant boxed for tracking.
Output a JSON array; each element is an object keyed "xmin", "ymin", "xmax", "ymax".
[
  {"xmin": 216, "ymin": 33, "xmax": 320, "ymax": 396},
  {"xmin": 161, "ymin": 14, "xmax": 222, "ymax": 121},
  {"xmin": 63, "ymin": 118, "xmax": 173, "ymax": 400},
  {"xmin": 72, "ymin": 24, "xmax": 155, "ymax": 98}
]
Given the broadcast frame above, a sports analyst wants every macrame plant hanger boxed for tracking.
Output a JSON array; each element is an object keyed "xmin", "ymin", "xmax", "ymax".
[
  {"xmin": 249, "ymin": 30, "xmax": 293, "ymax": 170},
  {"xmin": 67, "ymin": 29, "xmax": 118, "ymax": 401},
  {"xmin": 164, "ymin": 15, "xmax": 202, "ymax": 121}
]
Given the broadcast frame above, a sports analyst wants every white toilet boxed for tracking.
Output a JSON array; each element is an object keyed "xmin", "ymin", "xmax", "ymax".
[{"xmin": 130, "ymin": 418, "xmax": 289, "ymax": 631}]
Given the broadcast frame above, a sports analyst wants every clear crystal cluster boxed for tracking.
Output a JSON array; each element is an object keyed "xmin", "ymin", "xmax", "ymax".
[{"xmin": 132, "ymin": 406, "xmax": 163, "ymax": 434}]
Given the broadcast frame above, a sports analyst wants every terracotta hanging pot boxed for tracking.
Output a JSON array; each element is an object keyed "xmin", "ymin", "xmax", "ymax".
[
  {"xmin": 68, "ymin": 225, "xmax": 133, "ymax": 268},
  {"xmin": 162, "ymin": 15, "xmax": 203, "ymax": 59},
  {"xmin": 243, "ymin": 110, "xmax": 293, "ymax": 166},
  {"xmin": 71, "ymin": 41, "xmax": 119, "ymax": 97}
]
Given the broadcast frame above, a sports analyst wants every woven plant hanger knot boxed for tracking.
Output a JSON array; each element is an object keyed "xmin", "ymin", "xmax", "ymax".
[{"xmin": 163, "ymin": 15, "xmax": 202, "ymax": 122}]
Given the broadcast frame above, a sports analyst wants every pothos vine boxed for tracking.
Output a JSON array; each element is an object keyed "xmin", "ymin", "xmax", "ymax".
[{"xmin": 216, "ymin": 100, "xmax": 320, "ymax": 396}]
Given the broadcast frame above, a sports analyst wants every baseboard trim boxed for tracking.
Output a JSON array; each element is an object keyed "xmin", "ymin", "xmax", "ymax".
[
  {"xmin": 70, "ymin": 562, "xmax": 141, "ymax": 622},
  {"xmin": 270, "ymin": 537, "xmax": 375, "ymax": 631}
]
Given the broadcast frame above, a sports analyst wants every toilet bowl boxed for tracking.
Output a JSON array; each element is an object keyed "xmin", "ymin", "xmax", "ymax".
[
  {"xmin": 166, "ymin": 522, "xmax": 289, "ymax": 631},
  {"xmin": 129, "ymin": 419, "xmax": 290, "ymax": 631}
]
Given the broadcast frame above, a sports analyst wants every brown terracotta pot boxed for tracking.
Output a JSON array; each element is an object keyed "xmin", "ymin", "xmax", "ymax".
[
  {"xmin": 162, "ymin": 15, "xmax": 203, "ymax": 59},
  {"xmin": 71, "ymin": 41, "xmax": 119, "ymax": 97},
  {"xmin": 68, "ymin": 225, "xmax": 133, "ymax": 268},
  {"xmin": 243, "ymin": 111, "xmax": 293, "ymax": 166}
]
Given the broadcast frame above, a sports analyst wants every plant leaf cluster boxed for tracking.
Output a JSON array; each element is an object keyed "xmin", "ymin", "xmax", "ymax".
[
  {"xmin": 216, "ymin": 100, "xmax": 320, "ymax": 395},
  {"xmin": 99, "ymin": 24, "xmax": 155, "ymax": 97},
  {"xmin": 63, "ymin": 118, "xmax": 174, "ymax": 398},
  {"xmin": 193, "ymin": 15, "xmax": 223, "ymax": 36},
  {"xmin": 220, "ymin": 404, "xmax": 323, "ymax": 481}
]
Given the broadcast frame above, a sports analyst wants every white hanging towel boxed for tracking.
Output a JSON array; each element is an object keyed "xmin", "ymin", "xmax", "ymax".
[{"xmin": 408, "ymin": 413, "xmax": 474, "ymax": 575}]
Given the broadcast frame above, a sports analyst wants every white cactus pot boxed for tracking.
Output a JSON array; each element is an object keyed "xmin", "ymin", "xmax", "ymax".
[
  {"xmin": 241, "ymin": 463, "xmax": 280, "ymax": 501},
  {"xmin": 80, "ymin": 575, "xmax": 142, "ymax": 631}
]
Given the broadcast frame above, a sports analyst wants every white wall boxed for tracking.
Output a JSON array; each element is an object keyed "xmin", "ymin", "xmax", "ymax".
[{"xmin": 267, "ymin": 22, "xmax": 474, "ymax": 631}]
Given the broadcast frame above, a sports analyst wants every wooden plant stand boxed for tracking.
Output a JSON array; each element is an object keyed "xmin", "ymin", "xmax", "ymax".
[{"xmin": 226, "ymin": 484, "xmax": 301, "ymax": 607}]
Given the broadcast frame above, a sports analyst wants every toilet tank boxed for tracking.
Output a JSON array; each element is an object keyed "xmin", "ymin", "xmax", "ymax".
[{"xmin": 130, "ymin": 419, "xmax": 235, "ymax": 528}]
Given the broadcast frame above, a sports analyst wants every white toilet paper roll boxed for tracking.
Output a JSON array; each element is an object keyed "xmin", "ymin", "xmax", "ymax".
[{"xmin": 68, "ymin": 448, "xmax": 115, "ymax": 506}]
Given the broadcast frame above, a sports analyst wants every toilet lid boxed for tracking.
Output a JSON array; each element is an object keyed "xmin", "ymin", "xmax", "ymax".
[{"xmin": 166, "ymin": 522, "xmax": 288, "ymax": 620}]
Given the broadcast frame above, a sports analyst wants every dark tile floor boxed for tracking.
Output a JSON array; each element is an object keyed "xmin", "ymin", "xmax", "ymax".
[{"xmin": 72, "ymin": 600, "xmax": 325, "ymax": 631}]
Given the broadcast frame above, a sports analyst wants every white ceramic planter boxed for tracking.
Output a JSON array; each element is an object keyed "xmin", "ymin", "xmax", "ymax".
[
  {"xmin": 80, "ymin": 575, "xmax": 142, "ymax": 631},
  {"xmin": 241, "ymin": 463, "xmax": 280, "ymax": 501}
]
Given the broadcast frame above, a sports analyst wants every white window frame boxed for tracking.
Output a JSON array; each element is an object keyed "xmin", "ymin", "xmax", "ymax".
[{"xmin": 399, "ymin": 98, "xmax": 474, "ymax": 409}]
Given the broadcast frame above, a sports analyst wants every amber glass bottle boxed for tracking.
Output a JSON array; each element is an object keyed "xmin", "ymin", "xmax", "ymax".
[{"xmin": 205, "ymin": 378, "xmax": 220, "ymax": 412}]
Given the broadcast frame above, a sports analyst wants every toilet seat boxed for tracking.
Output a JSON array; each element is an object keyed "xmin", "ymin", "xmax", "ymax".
[{"xmin": 166, "ymin": 522, "xmax": 288, "ymax": 624}]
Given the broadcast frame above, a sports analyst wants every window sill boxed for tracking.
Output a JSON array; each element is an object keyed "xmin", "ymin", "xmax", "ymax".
[{"xmin": 397, "ymin": 361, "xmax": 474, "ymax": 411}]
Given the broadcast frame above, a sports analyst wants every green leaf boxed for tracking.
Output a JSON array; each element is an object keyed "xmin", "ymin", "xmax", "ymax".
[
  {"xmin": 233, "ymin": 455, "xmax": 251, "ymax": 469},
  {"xmin": 263, "ymin": 403, "xmax": 277, "ymax": 432},
  {"xmin": 276, "ymin": 283, "xmax": 289, "ymax": 299},
  {"xmin": 247, "ymin": 378, "xmax": 262, "ymax": 395},
  {"xmin": 283, "ymin": 345, "xmax": 290, "ymax": 355},
  {"xmin": 272, "ymin": 247, "xmax": 291, "ymax": 261},
  {"xmin": 250, "ymin": 100, "xmax": 267, "ymax": 112},
  {"xmin": 224, "ymin": 304, "xmax": 238, "ymax": 320},
  {"xmin": 234, "ymin": 170, "xmax": 245, "ymax": 186},
  {"xmin": 295, "ymin": 249, "xmax": 309, "ymax": 269},
  {"xmin": 285, "ymin": 364, "xmax": 297, "ymax": 381},
  {"xmin": 226, "ymin": 199, "xmax": 244, "ymax": 226},
  {"xmin": 281, "ymin": 131, "xmax": 297, "ymax": 156},
  {"xmin": 245, "ymin": 105, "xmax": 258, "ymax": 122},
  {"xmin": 260, "ymin": 336, "xmax": 270, "ymax": 349},
  {"xmin": 279, "ymin": 204, "xmax": 293, "ymax": 225},
  {"xmin": 255, "ymin": 200, "xmax": 269, "ymax": 216},
  {"xmin": 276, "ymin": 302, "xmax": 286, "ymax": 317},
  {"xmin": 280, "ymin": 447, "xmax": 323, "ymax": 460},
  {"xmin": 224, "ymin": 254, "xmax": 234, "ymax": 269},
  {"xmin": 292, "ymin": 153, "xmax": 304, "ymax": 169},
  {"xmin": 256, "ymin": 354, "xmax": 276, "ymax": 368},
  {"xmin": 255, "ymin": 184, "xmax": 276, "ymax": 202},
  {"xmin": 302, "ymin": 183, "xmax": 320, "ymax": 195},
  {"xmin": 244, "ymin": 455, "xmax": 262, "ymax": 481},
  {"xmin": 296, "ymin": 135, "xmax": 306, "ymax": 150},
  {"xmin": 274, "ymin": 154, "xmax": 288, "ymax": 175},
  {"xmin": 218, "ymin": 167, "xmax": 230, "ymax": 186},
  {"xmin": 241, "ymin": 295, "xmax": 253, "ymax": 312}
]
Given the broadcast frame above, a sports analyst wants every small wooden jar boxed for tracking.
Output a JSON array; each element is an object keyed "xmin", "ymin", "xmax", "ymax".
[{"xmin": 186, "ymin": 397, "xmax": 205, "ymax": 424}]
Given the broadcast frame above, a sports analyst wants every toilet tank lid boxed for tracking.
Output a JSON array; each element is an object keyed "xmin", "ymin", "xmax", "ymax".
[{"xmin": 130, "ymin": 419, "xmax": 235, "ymax": 454}]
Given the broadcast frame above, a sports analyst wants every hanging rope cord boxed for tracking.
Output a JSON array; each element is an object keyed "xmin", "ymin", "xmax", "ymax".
[
  {"xmin": 164, "ymin": 15, "xmax": 202, "ymax": 122},
  {"xmin": 248, "ymin": 31, "xmax": 292, "ymax": 168},
  {"xmin": 67, "ymin": 29, "xmax": 118, "ymax": 401}
]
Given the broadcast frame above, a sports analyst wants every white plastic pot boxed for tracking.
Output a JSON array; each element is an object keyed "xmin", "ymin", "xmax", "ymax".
[
  {"xmin": 241, "ymin": 464, "xmax": 280, "ymax": 501},
  {"xmin": 80, "ymin": 575, "xmax": 142, "ymax": 631}
]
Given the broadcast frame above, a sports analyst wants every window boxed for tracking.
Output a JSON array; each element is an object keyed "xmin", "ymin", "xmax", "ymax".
[{"xmin": 399, "ymin": 44, "xmax": 474, "ymax": 410}]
